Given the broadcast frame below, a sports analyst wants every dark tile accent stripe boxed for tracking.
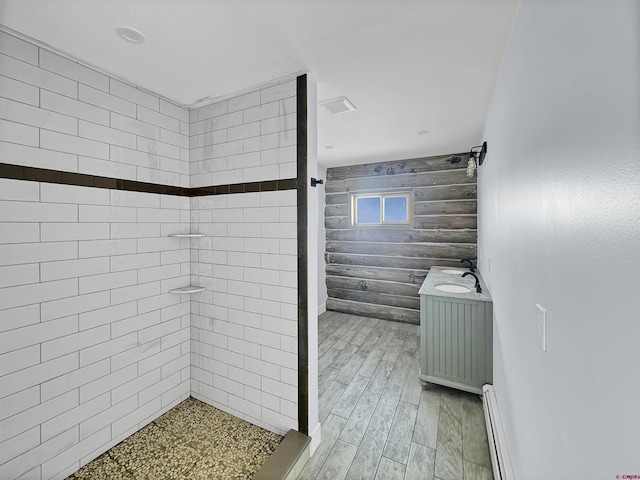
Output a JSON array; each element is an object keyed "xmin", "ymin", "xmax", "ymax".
[
  {"xmin": 0, "ymin": 163, "xmax": 191, "ymax": 195},
  {"xmin": 296, "ymin": 74, "xmax": 310, "ymax": 436},
  {"xmin": 189, "ymin": 178, "xmax": 298, "ymax": 196},
  {"xmin": 0, "ymin": 163, "xmax": 297, "ymax": 196}
]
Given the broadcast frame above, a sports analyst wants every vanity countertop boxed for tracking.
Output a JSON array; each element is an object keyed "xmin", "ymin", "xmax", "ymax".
[{"xmin": 418, "ymin": 266, "xmax": 492, "ymax": 302}]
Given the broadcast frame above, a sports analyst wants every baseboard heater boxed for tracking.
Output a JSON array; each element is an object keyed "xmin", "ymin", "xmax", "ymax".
[{"xmin": 483, "ymin": 384, "xmax": 516, "ymax": 480}]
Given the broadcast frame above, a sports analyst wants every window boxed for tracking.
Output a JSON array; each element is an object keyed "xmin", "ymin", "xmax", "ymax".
[{"xmin": 351, "ymin": 192, "xmax": 412, "ymax": 226}]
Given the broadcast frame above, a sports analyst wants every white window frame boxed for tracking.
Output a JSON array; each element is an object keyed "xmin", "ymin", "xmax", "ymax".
[{"xmin": 350, "ymin": 191, "xmax": 413, "ymax": 227}]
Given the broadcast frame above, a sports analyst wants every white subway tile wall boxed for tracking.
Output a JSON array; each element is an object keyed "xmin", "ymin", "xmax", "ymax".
[
  {"xmin": 0, "ymin": 31, "xmax": 301, "ymax": 480},
  {"xmin": 190, "ymin": 189, "xmax": 298, "ymax": 435},
  {"xmin": 0, "ymin": 179, "xmax": 192, "ymax": 479},
  {"xmin": 189, "ymin": 81, "xmax": 297, "ymax": 187},
  {"xmin": 0, "ymin": 35, "xmax": 190, "ymax": 188}
]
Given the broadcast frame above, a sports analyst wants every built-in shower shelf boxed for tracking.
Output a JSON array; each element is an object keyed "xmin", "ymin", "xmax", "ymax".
[
  {"xmin": 168, "ymin": 233, "xmax": 206, "ymax": 238},
  {"xmin": 168, "ymin": 286, "xmax": 206, "ymax": 294}
]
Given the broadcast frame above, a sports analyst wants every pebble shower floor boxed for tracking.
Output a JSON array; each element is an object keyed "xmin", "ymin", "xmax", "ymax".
[{"xmin": 66, "ymin": 397, "xmax": 282, "ymax": 480}]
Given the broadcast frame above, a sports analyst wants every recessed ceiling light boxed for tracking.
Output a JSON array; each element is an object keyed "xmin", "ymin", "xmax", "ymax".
[
  {"xmin": 325, "ymin": 146, "xmax": 335, "ymax": 150},
  {"xmin": 319, "ymin": 97, "xmax": 357, "ymax": 114},
  {"xmin": 116, "ymin": 26, "xmax": 146, "ymax": 44},
  {"xmin": 417, "ymin": 130, "xmax": 430, "ymax": 135}
]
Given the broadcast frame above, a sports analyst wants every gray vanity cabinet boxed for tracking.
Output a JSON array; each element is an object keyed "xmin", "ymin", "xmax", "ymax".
[{"xmin": 418, "ymin": 267, "xmax": 493, "ymax": 395}]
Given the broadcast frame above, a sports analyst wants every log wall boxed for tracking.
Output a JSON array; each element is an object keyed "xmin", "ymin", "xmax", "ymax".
[{"xmin": 324, "ymin": 153, "xmax": 477, "ymax": 324}]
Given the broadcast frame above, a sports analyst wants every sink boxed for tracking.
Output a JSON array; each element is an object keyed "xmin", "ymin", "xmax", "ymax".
[
  {"xmin": 435, "ymin": 284, "xmax": 471, "ymax": 294},
  {"xmin": 441, "ymin": 269, "xmax": 466, "ymax": 275}
]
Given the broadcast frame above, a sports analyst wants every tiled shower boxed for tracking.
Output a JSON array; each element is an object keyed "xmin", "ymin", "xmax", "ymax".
[{"xmin": 0, "ymin": 29, "xmax": 303, "ymax": 479}]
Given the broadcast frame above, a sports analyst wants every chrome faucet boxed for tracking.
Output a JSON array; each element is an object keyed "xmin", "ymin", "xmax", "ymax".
[
  {"xmin": 460, "ymin": 258, "xmax": 476, "ymax": 272},
  {"xmin": 462, "ymin": 272, "xmax": 482, "ymax": 293}
]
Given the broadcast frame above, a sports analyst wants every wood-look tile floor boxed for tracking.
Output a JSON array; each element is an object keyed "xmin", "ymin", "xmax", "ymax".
[{"xmin": 298, "ymin": 311, "xmax": 493, "ymax": 480}]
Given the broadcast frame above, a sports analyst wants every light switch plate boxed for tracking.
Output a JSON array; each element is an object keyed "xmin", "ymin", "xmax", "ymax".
[{"xmin": 535, "ymin": 304, "xmax": 547, "ymax": 352}]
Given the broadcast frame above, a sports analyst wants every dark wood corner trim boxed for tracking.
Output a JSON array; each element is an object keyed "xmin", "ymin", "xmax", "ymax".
[
  {"xmin": 296, "ymin": 74, "xmax": 309, "ymax": 436},
  {"xmin": 0, "ymin": 163, "xmax": 297, "ymax": 196}
]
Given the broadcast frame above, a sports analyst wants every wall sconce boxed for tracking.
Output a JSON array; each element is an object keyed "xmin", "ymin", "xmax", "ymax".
[{"xmin": 467, "ymin": 141, "xmax": 487, "ymax": 177}]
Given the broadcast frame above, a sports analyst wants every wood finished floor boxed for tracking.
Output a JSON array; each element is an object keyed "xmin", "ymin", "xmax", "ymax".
[{"xmin": 297, "ymin": 311, "xmax": 493, "ymax": 480}]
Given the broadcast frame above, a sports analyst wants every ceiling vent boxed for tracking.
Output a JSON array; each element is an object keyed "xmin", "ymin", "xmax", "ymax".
[{"xmin": 320, "ymin": 96, "xmax": 357, "ymax": 114}]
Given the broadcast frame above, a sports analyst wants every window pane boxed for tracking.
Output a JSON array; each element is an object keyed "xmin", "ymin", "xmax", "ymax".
[
  {"xmin": 356, "ymin": 197, "xmax": 381, "ymax": 224},
  {"xmin": 383, "ymin": 196, "xmax": 408, "ymax": 222}
]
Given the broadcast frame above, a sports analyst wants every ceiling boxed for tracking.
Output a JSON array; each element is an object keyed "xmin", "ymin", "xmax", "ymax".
[{"xmin": 0, "ymin": 0, "xmax": 518, "ymax": 168}]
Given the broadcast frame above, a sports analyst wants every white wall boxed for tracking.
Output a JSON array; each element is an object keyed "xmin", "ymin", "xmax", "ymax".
[
  {"xmin": 0, "ymin": 31, "xmax": 190, "ymax": 186},
  {"xmin": 188, "ymin": 80, "xmax": 302, "ymax": 435},
  {"xmin": 189, "ymin": 82, "xmax": 297, "ymax": 188},
  {"xmin": 305, "ymin": 76, "xmax": 320, "ymax": 451},
  {"xmin": 317, "ymin": 164, "xmax": 327, "ymax": 313},
  {"xmin": 190, "ymin": 190, "xmax": 300, "ymax": 435},
  {"xmin": 479, "ymin": 1, "xmax": 640, "ymax": 478},
  {"xmin": 0, "ymin": 181, "xmax": 193, "ymax": 480},
  {"xmin": 0, "ymin": 33, "xmax": 192, "ymax": 480}
]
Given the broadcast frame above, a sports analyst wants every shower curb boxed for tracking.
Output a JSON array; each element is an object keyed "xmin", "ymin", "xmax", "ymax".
[{"xmin": 253, "ymin": 429, "xmax": 311, "ymax": 480}]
